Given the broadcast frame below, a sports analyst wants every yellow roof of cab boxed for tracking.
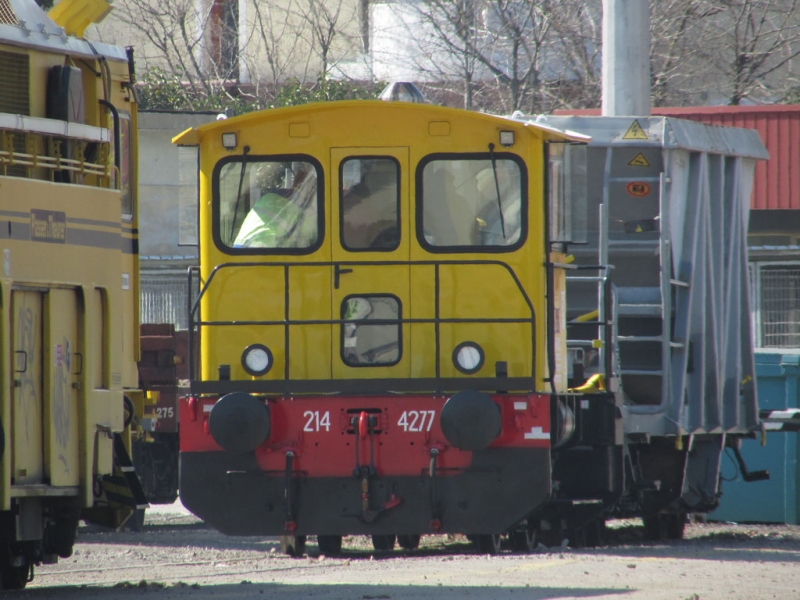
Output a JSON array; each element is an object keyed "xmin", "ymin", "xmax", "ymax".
[{"xmin": 172, "ymin": 100, "xmax": 589, "ymax": 146}]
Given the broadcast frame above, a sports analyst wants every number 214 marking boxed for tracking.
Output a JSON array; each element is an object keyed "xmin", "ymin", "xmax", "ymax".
[{"xmin": 303, "ymin": 411, "xmax": 331, "ymax": 432}]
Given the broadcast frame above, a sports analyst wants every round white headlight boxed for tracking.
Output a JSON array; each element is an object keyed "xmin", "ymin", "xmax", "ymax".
[
  {"xmin": 453, "ymin": 342, "xmax": 484, "ymax": 374},
  {"xmin": 241, "ymin": 344, "xmax": 273, "ymax": 377}
]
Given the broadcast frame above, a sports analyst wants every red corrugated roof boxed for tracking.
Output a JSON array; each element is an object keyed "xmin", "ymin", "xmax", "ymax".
[{"xmin": 556, "ymin": 105, "xmax": 800, "ymax": 210}]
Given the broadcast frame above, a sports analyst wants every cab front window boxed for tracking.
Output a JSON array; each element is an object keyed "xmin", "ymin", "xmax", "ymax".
[
  {"xmin": 417, "ymin": 155, "xmax": 526, "ymax": 251},
  {"xmin": 214, "ymin": 156, "xmax": 323, "ymax": 252}
]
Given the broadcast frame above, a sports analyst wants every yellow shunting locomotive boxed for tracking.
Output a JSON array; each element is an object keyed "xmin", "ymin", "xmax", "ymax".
[
  {"xmin": 176, "ymin": 96, "xmax": 767, "ymax": 554},
  {"xmin": 0, "ymin": 0, "xmax": 147, "ymax": 588}
]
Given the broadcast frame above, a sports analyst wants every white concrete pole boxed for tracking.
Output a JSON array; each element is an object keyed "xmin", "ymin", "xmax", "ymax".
[
  {"xmin": 602, "ymin": 0, "xmax": 651, "ymax": 116},
  {"xmin": 238, "ymin": 0, "xmax": 248, "ymax": 83}
]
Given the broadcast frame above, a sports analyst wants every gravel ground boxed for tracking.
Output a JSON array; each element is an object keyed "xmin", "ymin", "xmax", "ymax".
[{"xmin": 14, "ymin": 505, "xmax": 800, "ymax": 600}]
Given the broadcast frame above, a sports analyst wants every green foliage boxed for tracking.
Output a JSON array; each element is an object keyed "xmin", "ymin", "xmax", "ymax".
[
  {"xmin": 35, "ymin": 0, "xmax": 55, "ymax": 9},
  {"xmin": 136, "ymin": 68, "xmax": 255, "ymax": 113},
  {"xmin": 269, "ymin": 78, "xmax": 387, "ymax": 108},
  {"xmin": 136, "ymin": 68, "xmax": 385, "ymax": 114}
]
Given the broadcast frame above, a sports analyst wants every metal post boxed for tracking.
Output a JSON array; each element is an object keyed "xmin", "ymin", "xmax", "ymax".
[
  {"xmin": 598, "ymin": 203, "xmax": 609, "ymax": 370},
  {"xmin": 602, "ymin": 0, "xmax": 651, "ymax": 116}
]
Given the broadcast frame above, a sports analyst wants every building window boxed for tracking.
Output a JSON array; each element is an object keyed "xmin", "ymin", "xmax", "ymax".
[
  {"xmin": 360, "ymin": 0, "xmax": 370, "ymax": 53},
  {"xmin": 210, "ymin": 0, "xmax": 239, "ymax": 77}
]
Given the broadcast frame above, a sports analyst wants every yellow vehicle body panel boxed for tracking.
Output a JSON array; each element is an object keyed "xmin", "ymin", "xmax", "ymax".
[
  {"xmin": 11, "ymin": 290, "xmax": 44, "ymax": 486},
  {"xmin": 0, "ymin": 178, "xmax": 132, "ymax": 509},
  {"xmin": 44, "ymin": 288, "xmax": 81, "ymax": 488}
]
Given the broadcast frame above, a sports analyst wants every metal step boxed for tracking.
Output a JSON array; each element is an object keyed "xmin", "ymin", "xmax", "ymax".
[
  {"xmin": 620, "ymin": 369, "xmax": 664, "ymax": 376},
  {"xmin": 618, "ymin": 304, "xmax": 662, "ymax": 316},
  {"xmin": 616, "ymin": 286, "xmax": 663, "ymax": 317},
  {"xmin": 617, "ymin": 335, "xmax": 684, "ymax": 349}
]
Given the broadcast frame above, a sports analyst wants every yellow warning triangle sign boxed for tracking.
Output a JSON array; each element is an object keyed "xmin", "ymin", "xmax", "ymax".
[
  {"xmin": 623, "ymin": 120, "xmax": 648, "ymax": 140},
  {"xmin": 628, "ymin": 152, "xmax": 650, "ymax": 167}
]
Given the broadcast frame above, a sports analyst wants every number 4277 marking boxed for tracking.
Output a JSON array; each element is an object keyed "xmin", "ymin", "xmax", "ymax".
[{"xmin": 397, "ymin": 410, "xmax": 436, "ymax": 432}]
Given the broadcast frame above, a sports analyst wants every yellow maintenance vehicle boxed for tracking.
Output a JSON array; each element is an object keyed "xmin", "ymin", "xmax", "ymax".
[{"xmin": 0, "ymin": 0, "xmax": 149, "ymax": 588}]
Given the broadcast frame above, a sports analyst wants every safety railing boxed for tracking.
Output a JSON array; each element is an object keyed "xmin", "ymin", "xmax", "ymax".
[{"xmin": 0, "ymin": 113, "xmax": 111, "ymax": 183}]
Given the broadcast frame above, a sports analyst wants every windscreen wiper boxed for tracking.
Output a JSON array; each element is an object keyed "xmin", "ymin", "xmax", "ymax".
[
  {"xmin": 229, "ymin": 145, "xmax": 251, "ymax": 242},
  {"xmin": 487, "ymin": 143, "xmax": 506, "ymax": 239}
]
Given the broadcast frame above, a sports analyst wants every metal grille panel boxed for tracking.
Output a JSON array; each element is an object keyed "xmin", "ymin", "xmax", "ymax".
[
  {"xmin": 0, "ymin": 0, "xmax": 17, "ymax": 25},
  {"xmin": 0, "ymin": 51, "xmax": 29, "ymax": 115},
  {"xmin": 140, "ymin": 272, "xmax": 192, "ymax": 331},
  {"xmin": 759, "ymin": 265, "xmax": 800, "ymax": 348}
]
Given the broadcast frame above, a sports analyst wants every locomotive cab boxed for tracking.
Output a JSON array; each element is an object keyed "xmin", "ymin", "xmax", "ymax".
[{"xmin": 175, "ymin": 102, "xmax": 587, "ymax": 552}]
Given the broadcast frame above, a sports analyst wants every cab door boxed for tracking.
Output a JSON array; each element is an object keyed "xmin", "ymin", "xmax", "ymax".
[{"xmin": 330, "ymin": 147, "xmax": 410, "ymax": 379}]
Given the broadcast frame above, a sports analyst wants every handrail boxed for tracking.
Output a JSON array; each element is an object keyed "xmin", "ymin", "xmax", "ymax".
[
  {"xmin": 0, "ymin": 113, "xmax": 110, "ymax": 142},
  {"xmin": 187, "ymin": 259, "xmax": 537, "ymax": 391},
  {"xmin": 0, "ymin": 124, "xmax": 110, "ymax": 182}
]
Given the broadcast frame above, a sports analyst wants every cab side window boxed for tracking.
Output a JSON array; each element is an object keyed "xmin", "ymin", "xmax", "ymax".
[
  {"xmin": 214, "ymin": 157, "xmax": 322, "ymax": 252},
  {"xmin": 417, "ymin": 155, "xmax": 526, "ymax": 251}
]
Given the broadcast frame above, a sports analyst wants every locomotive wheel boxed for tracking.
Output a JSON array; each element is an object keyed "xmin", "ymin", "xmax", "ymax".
[
  {"xmin": 472, "ymin": 534, "xmax": 502, "ymax": 554},
  {"xmin": 643, "ymin": 513, "xmax": 685, "ymax": 541},
  {"xmin": 538, "ymin": 525, "xmax": 565, "ymax": 548},
  {"xmin": 509, "ymin": 525, "xmax": 537, "ymax": 553},
  {"xmin": 126, "ymin": 508, "xmax": 146, "ymax": 532},
  {"xmin": 568, "ymin": 526, "xmax": 587, "ymax": 548},
  {"xmin": 279, "ymin": 535, "xmax": 307, "ymax": 557},
  {"xmin": 665, "ymin": 513, "xmax": 686, "ymax": 540},
  {"xmin": 49, "ymin": 510, "xmax": 80, "ymax": 558},
  {"xmin": 582, "ymin": 519, "xmax": 606, "ymax": 548},
  {"xmin": 642, "ymin": 514, "xmax": 663, "ymax": 541},
  {"xmin": 397, "ymin": 534, "xmax": 421, "ymax": 550},
  {"xmin": 1, "ymin": 563, "xmax": 30, "ymax": 590},
  {"xmin": 371, "ymin": 535, "xmax": 396, "ymax": 552},
  {"xmin": 317, "ymin": 535, "xmax": 343, "ymax": 556}
]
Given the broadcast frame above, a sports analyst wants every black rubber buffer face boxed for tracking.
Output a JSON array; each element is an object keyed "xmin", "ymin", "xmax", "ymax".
[
  {"xmin": 209, "ymin": 392, "xmax": 270, "ymax": 453},
  {"xmin": 440, "ymin": 390, "xmax": 501, "ymax": 451}
]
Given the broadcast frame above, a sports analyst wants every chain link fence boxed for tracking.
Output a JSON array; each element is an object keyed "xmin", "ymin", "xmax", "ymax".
[
  {"xmin": 752, "ymin": 263, "xmax": 800, "ymax": 349},
  {"xmin": 140, "ymin": 271, "xmax": 192, "ymax": 330}
]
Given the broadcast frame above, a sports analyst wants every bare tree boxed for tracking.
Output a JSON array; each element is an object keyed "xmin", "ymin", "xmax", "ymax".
[
  {"xmin": 92, "ymin": 0, "xmax": 364, "ymax": 108},
  {"xmin": 299, "ymin": 0, "xmax": 360, "ymax": 81},
  {"xmin": 399, "ymin": 0, "xmax": 595, "ymax": 113},
  {"xmin": 696, "ymin": 0, "xmax": 800, "ymax": 104},
  {"xmin": 96, "ymin": 0, "xmax": 241, "ymax": 108},
  {"xmin": 407, "ymin": 0, "xmax": 480, "ymax": 109},
  {"xmin": 247, "ymin": 0, "xmax": 314, "ymax": 86},
  {"xmin": 540, "ymin": 1, "xmax": 603, "ymax": 111},
  {"xmin": 648, "ymin": 0, "xmax": 711, "ymax": 106}
]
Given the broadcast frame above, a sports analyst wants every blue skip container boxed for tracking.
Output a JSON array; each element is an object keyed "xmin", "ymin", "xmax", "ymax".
[{"xmin": 711, "ymin": 353, "xmax": 800, "ymax": 524}]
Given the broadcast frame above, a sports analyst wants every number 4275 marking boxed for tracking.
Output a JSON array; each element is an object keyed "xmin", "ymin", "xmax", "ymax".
[{"xmin": 397, "ymin": 410, "xmax": 436, "ymax": 432}]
